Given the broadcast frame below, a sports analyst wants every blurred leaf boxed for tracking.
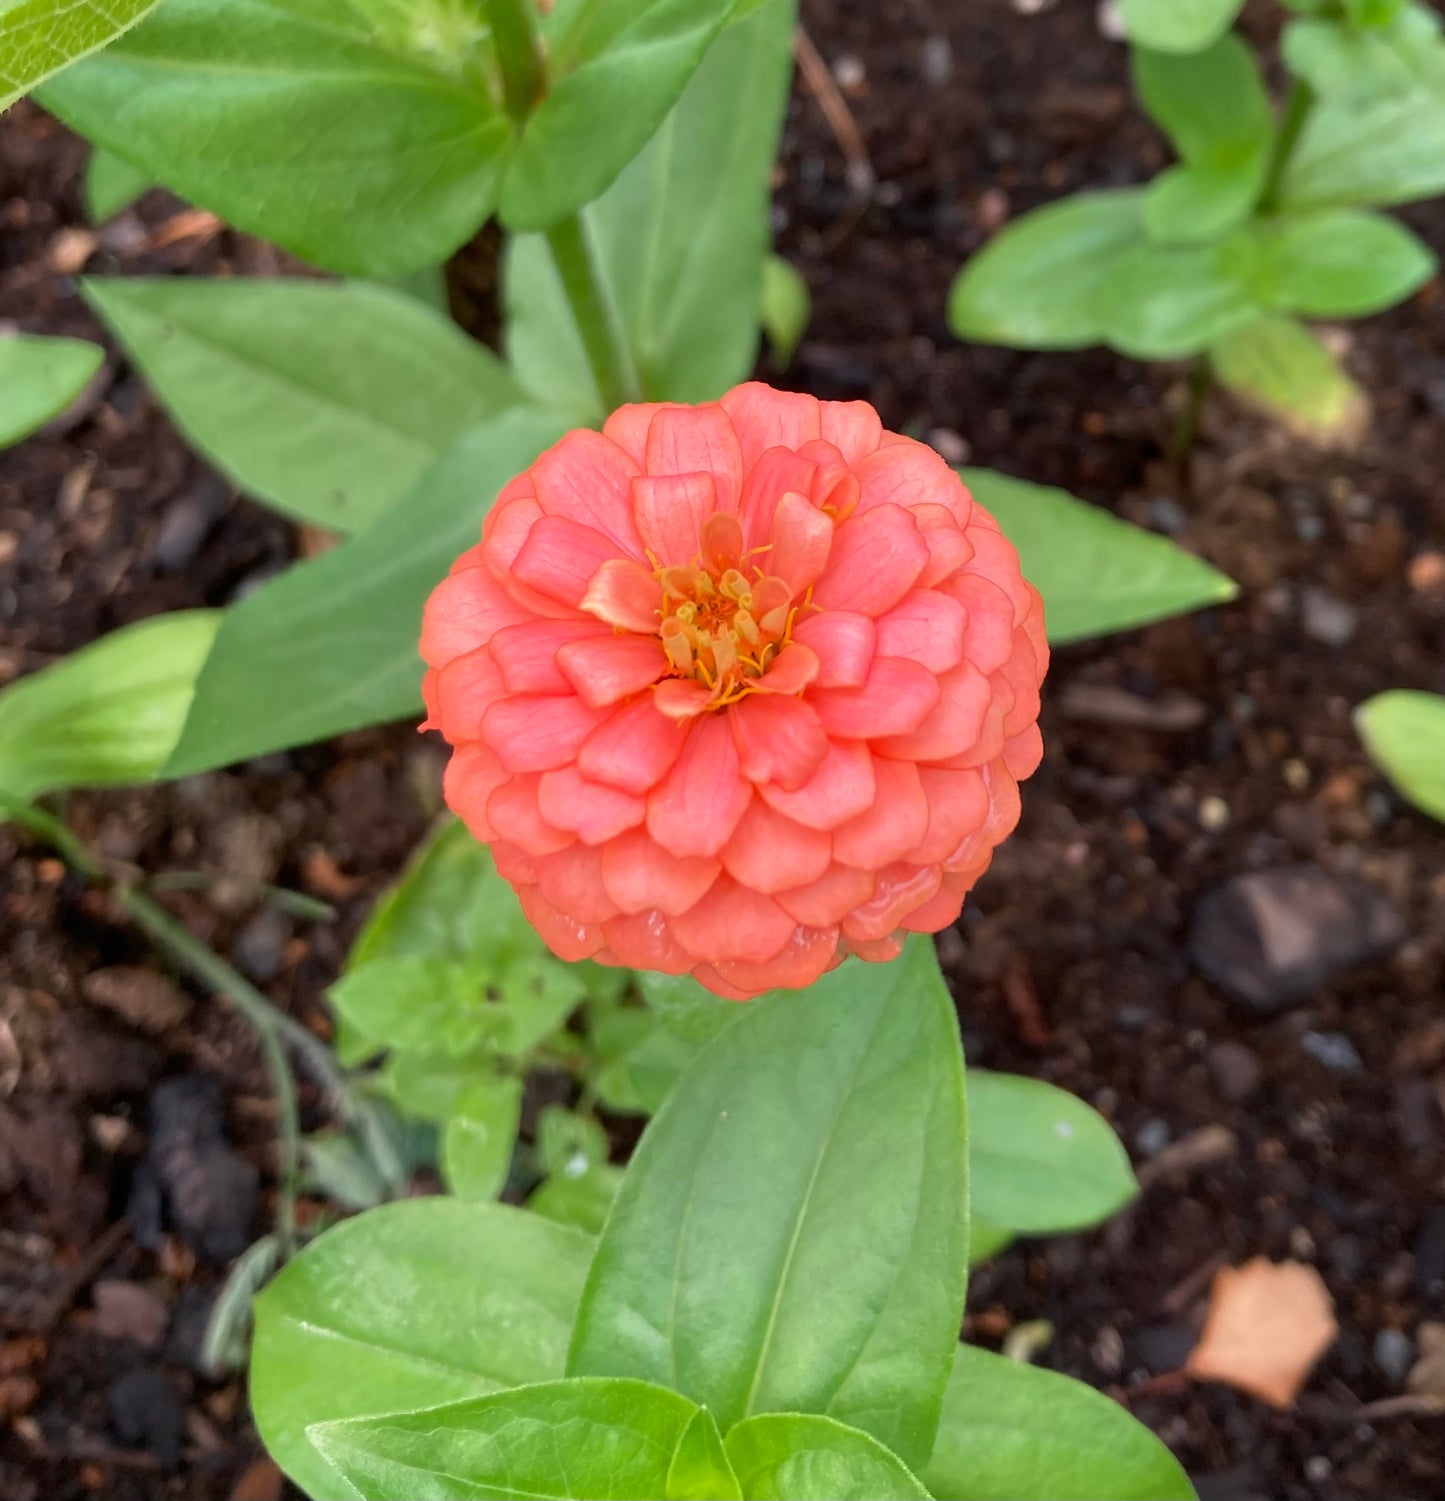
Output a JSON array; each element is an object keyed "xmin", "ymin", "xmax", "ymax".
[
  {"xmin": 968, "ymin": 1071, "xmax": 1137, "ymax": 1235},
  {"xmin": 311, "ymin": 1379, "xmax": 703, "ymax": 1501},
  {"xmin": 1144, "ymin": 161, "xmax": 1266, "ymax": 246},
  {"xmin": 1133, "ymin": 34, "xmax": 1270, "ymax": 166},
  {"xmin": 1342, "ymin": 0, "xmax": 1409, "ymax": 26},
  {"xmin": 1118, "ymin": 0, "xmax": 1243, "ymax": 52},
  {"xmin": 761, "ymin": 253, "xmax": 810, "ymax": 366},
  {"xmin": 0, "ymin": 333, "xmax": 102, "ymax": 449},
  {"xmin": 635, "ymin": 970, "xmax": 741, "ymax": 1045},
  {"xmin": 506, "ymin": 0, "xmax": 797, "ymax": 415},
  {"xmin": 1356, "ymin": 689, "xmax": 1445, "ymax": 823},
  {"xmin": 1094, "ymin": 235, "xmax": 1260, "ymax": 358},
  {"xmin": 590, "ymin": 1008, "xmax": 702, "ymax": 1115},
  {"xmin": 301, "ymin": 1130, "xmax": 390, "ymax": 1212},
  {"xmin": 41, "ymin": 0, "xmax": 509, "ymax": 276},
  {"xmin": 1283, "ymin": 9, "xmax": 1445, "ymax": 100},
  {"xmin": 1281, "ymin": 90, "xmax": 1445, "ymax": 210},
  {"xmin": 1211, "ymin": 315, "xmax": 1365, "ymax": 439},
  {"xmin": 962, "ymin": 468, "xmax": 1237, "ymax": 642},
  {"xmin": 1248, "ymin": 208, "xmax": 1435, "ymax": 316},
  {"xmin": 381, "ymin": 1048, "xmax": 488, "ymax": 1121},
  {"xmin": 442, "ymin": 1074, "xmax": 523, "ymax": 1200},
  {"xmin": 0, "ymin": 610, "xmax": 219, "ymax": 804},
  {"xmin": 667, "ymin": 1409, "xmax": 740, "ymax": 1501},
  {"xmin": 948, "ymin": 191, "xmax": 1147, "ymax": 350},
  {"xmin": 82, "ymin": 147, "xmax": 150, "ymax": 222},
  {"xmin": 251, "ymin": 1199, "xmax": 593, "ymax": 1500},
  {"xmin": 163, "ymin": 407, "xmax": 568, "ymax": 774},
  {"xmin": 201, "ymin": 1233, "xmax": 281, "ymax": 1376},
  {"xmin": 724, "ymin": 1414, "xmax": 931, "ymax": 1501},
  {"xmin": 528, "ymin": 1162, "xmax": 624, "ymax": 1236},
  {"xmin": 924, "ymin": 1345, "xmax": 1196, "ymax": 1500},
  {"xmin": 83, "ymin": 277, "xmax": 520, "ymax": 530},
  {"xmin": 570, "ymin": 938, "xmax": 968, "ymax": 1471},
  {"xmin": 330, "ymin": 956, "xmax": 495, "ymax": 1057},
  {"xmin": 969, "ymin": 1222, "xmax": 1016, "ymax": 1265},
  {"xmin": 537, "ymin": 1105, "xmax": 610, "ymax": 1178},
  {"xmin": 0, "ymin": 0, "xmax": 160, "ymax": 110}
]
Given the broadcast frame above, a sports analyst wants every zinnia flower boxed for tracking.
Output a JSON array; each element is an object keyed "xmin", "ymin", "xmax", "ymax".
[{"xmin": 421, "ymin": 383, "xmax": 1047, "ymax": 999}]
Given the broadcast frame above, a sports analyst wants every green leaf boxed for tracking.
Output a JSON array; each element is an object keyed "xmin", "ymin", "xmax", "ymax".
[
  {"xmin": 668, "ymin": 1409, "xmax": 740, "ymax": 1501},
  {"xmin": 1281, "ymin": 90, "xmax": 1445, "ymax": 210},
  {"xmin": 250, "ymin": 1198, "xmax": 594, "ymax": 1501},
  {"xmin": 761, "ymin": 254, "xmax": 810, "ymax": 366},
  {"xmin": 163, "ymin": 407, "xmax": 569, "ymax": 774},
  {"xmin": 724, "ymin": 1414, "xmax": 930, "ymax": 1501},
  {"xmin": 1094, "ymin": 235, "xmax": 1260, "ymax": 358},
  {"xmin": 381, "ymin": 1048, "xmax": 486, "ymax": 1120},
  {"xmin": 968, "ymin": 1071, "xmax": 1137, "ymax": 1235},
  {"xmin": 568, "ymin": 938, "xmax": 968, "ymax": 1471},
  {"xmin": 1283, "ymin": 11, "xmax": 1445, "ymax": 100},
  {"xmin": 636, "ymin": 971, "xmax": 741, "ymax": 1046},
  {"xmin": 948, "ymin": 191, "xmax": 1146, "ymax": 350},
  {"xmin": 1133, "ymin": 34, "xmax": 1270, "ymax": 167},
  {"xmin": 961, "ymin": 468, "xmax": 1237, "ymax": 642},
  {"xmin": 1343, "ymin": 0, "xmax": 1409, "ymax": 26},
  {"xmin": 499, "ymin": 0, "xmax": 743, "ymax": 232},
  {"xmin": 1118, "ymin": 0, "xmax": 1243, "ymax": 52},
  {"xmin": 311, "ymin": 1379, "xmax": 702, "ymax": 1501},
  {"xmin": 528, "ymin": 1162, "xmax": 624, "ymax": 1235},
  {"xmin": 442, "ymin": 1074, "xmax": 523, "ymax": 1200},
  {"xmin": 1249, "ymin": 208, "xmax": 1436, "ymax": 317},
  {"xmin": 330, "ymin": 956, "xmax": 494, "ymax": 1056},
  {"xmin": 0, "ymin": 0, "xmax": 160, "ymax": 110},
  {"xmin": 537, "ymin": 1105, "xmax": 611, "ymax": 1178},
  {"xmin": 0, "ymin": 610, "xmax": 219, "ymax": 803},
  {"xmin": 968, "ymin": 1222, "xmax": 1016, "ymax": 1265},
  {"xmin": 590, "ymin": 1008, "xmax": 703, "ymax": 1115},
  {"xmin": 82, "ymin": 147, "xmax": 150, "ymax": 223},
  {"xmin": 505, "ymin": 0, "xmax": 797, "ymax": 415},
  {"xmin": 923, "ymin": 1346, "xmax": 1196, "ymax": 1501},
  {"xmin": 0, "ymin": 333, "xmax": 102, "ymax": 449},
  {"xmin": 301, "ymin": 1129, "xmax": 391, "ymax": 1212},
  {"xmin": 1356, "ymin": 689, "xmax": 1445, "ymax": 823},
  {"xmin": 1210, "ymin": 314, "xmax": 1364, "ymax": 438},
  {"xmin": 1144, "ymin": 161, "xmax": 1266, "ymax": 246},
  {"xmin": 39, "ymin": 0, "xmax": 509, "ymax": 276},
  {"xmin": 83, "ymin": 277, "xmax": 520, "ymax": 531}
]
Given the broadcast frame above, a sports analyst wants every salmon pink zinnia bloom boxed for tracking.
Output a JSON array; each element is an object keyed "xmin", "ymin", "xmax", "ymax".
[{"xmin": 420, "ymin": 383, "xmax": 1047, "ymax": 999}]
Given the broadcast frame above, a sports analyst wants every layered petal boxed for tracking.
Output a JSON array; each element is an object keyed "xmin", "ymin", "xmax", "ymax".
[
  {"xmin": 812, "ymin": 504, "xmax": 928, "ymax": 615},
  {"xmin": 647, "ymin": 715, "xmax": 752, "ymax": 858}
]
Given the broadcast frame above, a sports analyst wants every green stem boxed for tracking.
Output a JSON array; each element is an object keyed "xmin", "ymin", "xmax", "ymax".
[
  {"xmin": 545, "ymin": 214, "xmax": 641, "ymax": 411},
  {"xmin": 1171, "ymin": 352, "xmax": 1213, "ymax": 462},
  {"xmin": 486, "ymin": 0, "xmax": 545, "ymax": 121},
  {"xmin": 1260, "ymin": 77, "xmax": 1315, "ymax": 213}
]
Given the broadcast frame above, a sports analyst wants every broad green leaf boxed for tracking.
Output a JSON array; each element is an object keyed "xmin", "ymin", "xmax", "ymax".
[
  {"xmin": 1132, "ymin": 35, "xmax": 1270, "ymax": 167},
  {"xmin": 761, "ymin": 254, "xmax": 810, "ymax": 366},
  {"xmin": 330, "ymin": 956, "xmax": 495, "ymax": 1057},
  {"xmin": 923, "ymin": 1346, "xmax": 1196, "ymax": 1501},
  {"xmin": 311, "ymin": 1379, "xmax": 702, "ymax": 1501},
  {"xmin": 83, "ymin": 277, "xmax": 520, "ymax": 531},
  {"xmin": 1249, "ymin": 208, "xmax": 1436, "ymax": 317},
  {"xmin": 163, "ymin": 407, "xmax": 569, "ymax": 774},
  {"xmin": 668, "ymin": 1409, "xmax": 740, "ymax": 1501},
  {"xmin": 1343, "ymin": 0, "xmax": 1409, "ymax": 25},
  {"xmin": 1281, "ymin": 90, "xmax": 1445, "ymax": 210},
  {"xmin": 636, "ymin": 971, "xmax": 741, "ymax": 1046},
  {"xmin": 1094, "ymin": 236, "xmax": 1260, "ymax": 358},
  {"xmin": 968, "ymin": 1222, "xmax": 1016, "ymax": 1264},
  {"xmin": 1356, "ymin": 689, "xmax": 1445, "ymax": 823},
  {"xmin": 537, "ymin": 1106, "xmax": 611, "ymax": 1178},
  {"xmin": 0, "ymin": 333, "xmax": 102, "ymax": 449},
  {"xmin": 492, "ymin": 951, "xmax": 590, "ymax": 1056},
  {"xmin": 40, "ymin": 0, "xmax": 509, "ymax": 276},
  {"xmin": 1118, "ymin": 0, "xmax": 1243, "ymax": 52},
  {"xmin": 0, "ymin": 0, "xmax": 160, "ymax": 110},
  {"xmin": 442, "ymin": 1075, "xmax": 523, "ymax": 1200},
  {"xmin": 962, "ymin": 468, "xmax": 1237, "ymax": 642},
  {"xmin": 1210, "ymin": 315, "xmax": 1364, "ymax": 438},
  {"xmin": 505, "ymin": 0, "xmax": 797, "ymax": 416},
  {"xmin": 1283, "ymin": 10, "xmax": 1445, "ymax": 100},
  {"xmin": 968, "ymin": 1071, "xmax": 1137, "ymax": 1234},
  {"xmin": 590, "ymin": 1008, "xmax": 703, "ymax": 1115},
  {"xmin": 569, "ymin": 938, "xmax": 968, "ymax": 1471},
  {"xmin": 528, "ymin": 1162, "xmax": 624, "ymax": 1235},
  {"xmin": 250, "ymin": 1199, "xmax": 594, "ymax": 1501},
  {"xmin": 382, "ymin": 1048, "xmax": 488, "ymax": 1120},
  {"xmin": 1144, "ymin": 160, "xmax": 1265, "ymax": 246},
  {"xmin": 948, "ymin": 191, "xmax": 1146, "ymax": 351},
  {"xmin": 301, "ymin": 1129, "xmax": 391, "ymax": 1212},
  {"xmin": 499, "ymin": 0, "xmax": 742, "ymax": 232},
  {"xmin": 0, "ymin": 610, "xmax": 218, "ymax": 803},
  {"xmin": 82, "ymin": 147, "xmax": 150, "ymax": 223},
  {"xmin": 724, "ymin": 1414, "xmax": 930, "ymax": 1501}
]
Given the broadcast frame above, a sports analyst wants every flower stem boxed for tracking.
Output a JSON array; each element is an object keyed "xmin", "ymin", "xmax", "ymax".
[
  {"xmin": 1260, "ymin": 77, "xmax": 1315, "ymax": 213},
  {"xmin": 486, "ymin": 0, "xmax": 545, "ymax": 121},
  {"xmin": 545, "ymin": 213, "xmax": 641, "ymax": 411}
]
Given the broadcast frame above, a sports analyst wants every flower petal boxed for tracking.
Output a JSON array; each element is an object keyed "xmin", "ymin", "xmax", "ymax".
[
  {"xmin": 578, "ymin": 696, "xmax": 687, "ymax": 794},
  {"xmin": 810, "ymin": 656, "xmax": 941, "ymax": 740},
  {"xmin": 769, "ymin": 490, "xmax": 834, "ymax": 592},
  {"xmin": 632, "ymin": 471, "xmax": 718, "ymax": 566},
  {"xmin": 668, "ymin": 874, "xmax": 795, "ymax": 964},
  {"xmin": 529, "ymin": 429, "xmax": 644, "ymax": 555},
  {"xmin": 492, "ymin": 618, "xmax": 608, "ymax": 696},
  {"xmin": 944, "ymin": 573, "xmax": 1016, "ymax": 676},
  {"xmin": 758, "ymin": 736, "xmax": 876, "ymax": 830},
  {"xmin": 556, "ymin": 634, "xmax": 668, "ymax": 709},
  {"xmin": 832, "ymin": 756, "xmax": 929, "ymax": 868},
  {"xmin": 1003, "ymin": 722, "xmax": 1044, "ymax": 780},
  {"xmin": 517, "ymin": 884, "xmax": 607, "ymax": 962},
  {"xmin": 840, "ymin": 863, "xmax": 943, "ymax": 942},
  {"xmin": 538, "ymin": 765, "xmax": 647, "ymax": 844},
  {"xmin": 737, "ymin": 445, "xmax": 819, "ymax": 548},
  {"xmin": 443, "ymin": 742, "xmax": 509, "ymax": 842},
  {"xmin": 874, "ymin": 589, "xmax": 968, "ymax": 675},
  {"xmin": 601, "ymin": 910, "xmax": 695, "ymax": 973},
  {"xmin": 855, "ymin": 434, "xmax": 968, "ymax": 521},
  {"xmin": 774, "ymin": 862, "xmax": 877, "ymax": 926},
  {"xmin": 709, "ymin": 925, "xmax": 840, "ymax": 996},
  {"xmin": 730, "ymin": 693, "xmax": 829, "ymax": 790},
  {"xmin": 513, "ymin": 514, "xmax": 623, "ymax": 610},
  {"xmin": 720, "ymin": 382, "xmax": 821, "ymax": 470},
  {"xmin": 487, "ymin": 773, "xmax": 575, "ymax": 855},
  {"xmin": 755, "ymin": 643, "xmax": 821, "ymax": 697},
  {"xmin": 644, "ymin": 403, "xmax": 744, "ymax": 511},
  {"xmin": 603, "ymin": 402, "xmax": 676, "ymax": 465},
  {"xmin": 913, "ymin": 503, "xmax": 974, "ymax": 587},
  {"xmin": 819, "ymin": 399, "xmax": 883, "ymax": 466},
  {"xmin": 535, "ymin": 843, "xmax": 618, "ymax": 925},
  {"xmin": 812, "ymin": 504, "xmax": 928, "ymax": 616},
  {"xmin": 482, "ymin": 694, "xmax": 608, "ymax": 772},
  {"xmin": 581, "ymin": 558, "xmax": 664, "ymax": 633},
  {"xmin": 421, "ymin": 567, "xmax": 530, "ymax": 666},
  {"xmin": 721, "ymin": 796, "xmax": 832, "ymax": 893},
  {"xmin": 908, "ymin": 766, "xmax": 989, "ymax": 865},
  {"xmin": 653, "ymin": 678, "xmax": 717, "ymax": 720},
  {"xmin": 997, "ymin": 633, "xmax": 1044, "ymax": 736},
  {"xmin": 897, "ymin": 883, "xmax": 968, "ymax": 934},
  {"xmin": 875, "ymin": 660, "xmax": 991, "ymax": 762},
  {"xmin": 791, "ymin": 611, "xmax": 876, "ymax": 689},
  {"xmin": 647, "ymin": 715, "xmax": 751, "ymax": 858},
  {"xmin": 600, "ymin": 827, "xmax": 720, "ymax": 916},
  {"xmin": 433, "ymin": 646, "xmax": 505, "ymax": 741}
]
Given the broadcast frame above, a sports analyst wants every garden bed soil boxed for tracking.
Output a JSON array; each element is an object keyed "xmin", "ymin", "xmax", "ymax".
[{"xmin": 3, "ymin": 1, "xmax": 1445, "ymax": 1496}]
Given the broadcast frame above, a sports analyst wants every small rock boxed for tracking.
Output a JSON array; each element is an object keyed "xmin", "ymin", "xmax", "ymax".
[
  {"xmin": 1413, "ymin": 1206, "xmax": 1445, "ymax": 1298},
  {"xmin": 230, "ymin": 907, "xmax": 292, "ymax": 984},
  {"xmin": 49, "ymin": 226, "xmax": 98, "ymax": 274},
  {"xmin": 1396, "ymin": 1077, "xmax": 1444, "ymax": 1152},
  {"xmin": 1301, "ymin": 1030, "xmax": 1363, "ymax": 1073},
  {"xmin": 1059, "ymin": 682, "xmax": 1207, "ymax": 732},
  {"xmin": 1207, "ymin": 1041, "xmax": 1262, "ymax": 1103},
  {"xmin": 1295, "ymin": 513, "xmax": 1325, "ymax": 544},
  {"xmin": 927, "ymin": 427, "xmax": 970, "ymax": 464},
  {"xmin": 1198, "ymin": 795, "xmax": 1230, "ymax": 833},
  {"xmin": 82, "ymin": 967, "xmax": 191, "ymax": 1034},
  {"xmin": 1300, "ymin": 587, "xmax": 1358, "ymax": 646},
  {"xmin": 109, "ymin": 1367, "xmax": 185, "ymax": 1466},
  {"xmin": 1129, "ymin": 1322, "xmax": 1199, "ymax": 1374},
  {"xmin": 1135, "ymin": 1118, "xmax": 1171, "ymax": 1157},
  {"xmin": 921, "ymin": 35, "xmax": 952, "ymax": 85},
  {"xmin": 1407, "ymin": 551, "xmax": 1445, "ymax": 594},
  {"xmin": 1096, "ymin": 0, "xmax": 1126, "ymax": 39},
  {"xmin": 1189, "ymin": 865, "xmax": 1407, "ymax": 1014},
  {"xmin": 1148, "ymin": 496, "xmax": 1186, "ymax": 535},
  {"xmin": 151, "ymin": 475, "xmax": 228, "ymax": 573},
  {"xmin": 92, "ymin": 1281, "xmax": 169, "ymax": 1349},
  {"xmin": 1374, "ymin": 1327, "xmax": 1413, "ymax": 1385},
  {"xmin": 832, "ymin": 52, "xmax": 865, "ymax": 92}
]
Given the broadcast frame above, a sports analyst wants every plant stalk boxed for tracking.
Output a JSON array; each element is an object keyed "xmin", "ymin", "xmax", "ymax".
[
  {"xmin": 486, "ymin": 0, "xmax": 546, "ymax": 121},
  {"xmin": 545, "ymin": 213, "xmax": 642, "ymax": 411},
  {"xmin": 1260, "ymin": 77, "xmax": 1315, "ymax": 213},
  {"xmin": 1171, "ymin": 352, "xmax": 1213, "ymax": 464}
]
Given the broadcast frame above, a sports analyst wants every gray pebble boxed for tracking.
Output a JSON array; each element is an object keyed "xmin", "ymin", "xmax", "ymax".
[
  {"xmin": 1135, "ymin": 1117, "xmax": 1171, "ymax": 1157},
  {"xmin": 1301, "ymin": 1030, "xmax": 1364, "ymax": 1072},
  {"xmin": 921, "ymin": 35, "xmax": 952, "ymax": 85},
  {"xmin": 1207, "ymin": 1041, "xmax": 1263, "ymax": 1103},
  {"xmin": 1301, "ymin": 587, "xmax": 1358, "ymax": 647},
  {"xmin": 152, "ymin": 475, "xmax": 227, "ymax": 573},
  {"xmin": 1374, "ymin": 1327, "xmax": 1413, "ymax": 1385}
]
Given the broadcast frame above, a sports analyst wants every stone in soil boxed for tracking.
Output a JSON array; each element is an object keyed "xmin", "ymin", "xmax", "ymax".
[
  {"xmin": 1300, "ymin": 1030, "xmax": 1364, "ymax": 1073},
  {"xmin": 1373, "ymin": 1326, "xmax": 1413, "ymax": 1385},
  {"xmin": 1207, "ymin": 1041, "xmax": 1262, "ymax": 1103},
  {"xmin": 81, "ymin": 966, "xmax": 192, "ymax": 1034},
  {"xmin": 1128, "ymin": 1321, "xmax": 1199, "ymax": 1374},
  {"xmin": 1189, "ymin": 865, "xmax": 1407, "ymax": 1013},
  {"xmin": 150, "ymin": 474, "xmax": 228, "ymax": 573},
  {"xmin": 92, "ymin": 1280, "xmax": 169, "ymax": 1349},
  {"xmin": 109, "ymin": 1366, "xmax": 186, "ymax": 1466}
]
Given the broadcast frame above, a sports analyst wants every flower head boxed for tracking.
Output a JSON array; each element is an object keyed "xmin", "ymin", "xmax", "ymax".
[{"xmin": 421, "ymin": 383, "xmax": 1047, "ymax": 999}]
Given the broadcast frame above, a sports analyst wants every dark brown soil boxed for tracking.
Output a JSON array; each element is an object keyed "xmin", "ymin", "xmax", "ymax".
[{"xmin": 4, "ymin": 2, "xmax": 1445, "ymax": 1497}]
